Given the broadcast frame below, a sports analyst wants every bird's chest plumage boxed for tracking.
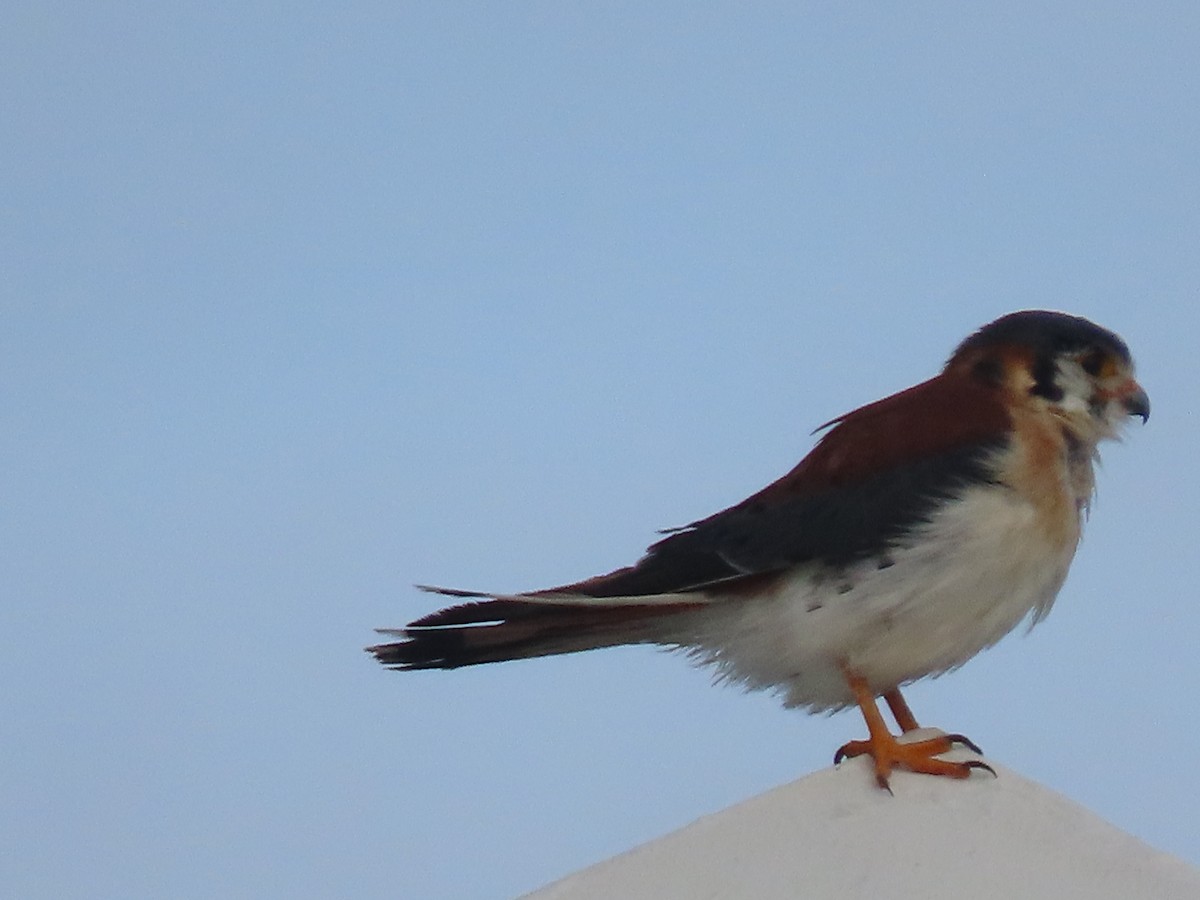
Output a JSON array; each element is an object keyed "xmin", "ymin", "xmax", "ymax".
[{"xmin": 690, "ymin": 431, "xmax": 1092, "ymax": 711}]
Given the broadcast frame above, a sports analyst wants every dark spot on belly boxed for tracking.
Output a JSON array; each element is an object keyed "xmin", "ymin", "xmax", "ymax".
[{"xmin": 876, "ymin": 554, "xmax": 895, "ymax": 570}]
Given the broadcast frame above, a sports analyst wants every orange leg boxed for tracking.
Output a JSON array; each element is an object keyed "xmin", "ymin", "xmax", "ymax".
[
  {"xmin": 883, "ymin": 686, "xmax": 984, "ymax": 752},
  {"xmin": 834, "ymin": 669, "xmax": 993, "ymax": 791},
  {"xmin": 883, "ymin": 687, "xmax": 921, "ymax": 733}
]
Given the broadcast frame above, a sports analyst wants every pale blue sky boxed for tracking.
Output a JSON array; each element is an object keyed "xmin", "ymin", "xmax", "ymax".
[{"xmin": 3, "ymin": 4, "xmax": 1198, "ymax": 898}]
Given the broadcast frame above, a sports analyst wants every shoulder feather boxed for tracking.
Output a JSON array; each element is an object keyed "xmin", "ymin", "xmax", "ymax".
[{"xmin": 553, "ymin": 371, "xmax": 1011, "ymax": 598}]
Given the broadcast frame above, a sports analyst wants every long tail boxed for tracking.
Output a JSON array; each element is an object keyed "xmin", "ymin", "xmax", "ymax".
[{"xmin": 366, "ymin": 586, "xmax": 708, "ymax": 670}]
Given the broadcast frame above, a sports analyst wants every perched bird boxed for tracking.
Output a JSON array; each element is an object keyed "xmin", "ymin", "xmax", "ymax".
[{"xmin": 369, "ymin": 310, "xmax": 1148, "ymax": 789}]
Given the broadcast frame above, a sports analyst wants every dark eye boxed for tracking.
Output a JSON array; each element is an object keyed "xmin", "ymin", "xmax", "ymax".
[{"xmin": 1079, "ymin": 348, "xmax": 1108, "ymax": 377}]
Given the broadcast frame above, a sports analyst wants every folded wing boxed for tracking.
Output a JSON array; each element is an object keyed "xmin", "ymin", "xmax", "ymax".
[{"xmin": 368, "ymin": 371, "xmax": 1012, "ymax": 669}]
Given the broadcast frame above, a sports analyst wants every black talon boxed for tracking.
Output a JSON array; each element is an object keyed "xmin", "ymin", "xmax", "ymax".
[
  {"xmin": 944, "ymin": 733, "xmax": 984, "ymax": 754},
  {"xmin": 963, "ymin": 759, "xmax": 997, "ymax": 778}
]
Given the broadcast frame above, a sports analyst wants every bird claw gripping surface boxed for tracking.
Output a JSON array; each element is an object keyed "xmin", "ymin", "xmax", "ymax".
[{"xmin": 834, "ymin": 732, "xmax": 997, "ymax": 792}]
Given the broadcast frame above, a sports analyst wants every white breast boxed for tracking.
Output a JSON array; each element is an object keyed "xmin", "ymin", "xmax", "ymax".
[{"xmin": 678, "ymin": 484, "xmax": 1082, "ymax": 712}]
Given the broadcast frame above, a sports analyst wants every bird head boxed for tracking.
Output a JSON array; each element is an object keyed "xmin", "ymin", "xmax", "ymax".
[{"xmin": 947, "ymin": 310, "xmax": 1149, "ymax": 445}]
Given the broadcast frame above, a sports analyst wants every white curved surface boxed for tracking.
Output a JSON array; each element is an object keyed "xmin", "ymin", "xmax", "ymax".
[{"xmin": 525, "ymin": 735, "xmax": 1200, "ymax": 900}]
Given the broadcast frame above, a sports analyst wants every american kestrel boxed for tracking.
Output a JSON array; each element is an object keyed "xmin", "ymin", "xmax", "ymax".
[{"xmin": 369, "ymin": 310, "xmax": 1148, "ymax": 789}]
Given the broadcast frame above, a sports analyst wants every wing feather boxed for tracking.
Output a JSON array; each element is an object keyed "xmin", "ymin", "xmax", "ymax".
[
  {"xmin": 549, "ymin": 371, "xmax": 1011, "ymax": 598},
  {"xmin": 367, "ymin": 369, "xmax": 1013, "ymax": 669}
]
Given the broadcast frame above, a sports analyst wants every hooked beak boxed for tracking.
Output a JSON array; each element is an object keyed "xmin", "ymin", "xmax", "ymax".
[{"xmin": 1121, "ymin": 382, "xmax": 1151, "ymax": 423}]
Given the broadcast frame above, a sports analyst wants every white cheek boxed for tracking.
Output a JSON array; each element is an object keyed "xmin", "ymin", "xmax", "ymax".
[
  {"xmin": 1053, "ymin": 362, "xmax": 1095, "ymax": 413},
  {"xmin": 1057, "ymin": 392, "xmax": 1092, "ymax": 415}
]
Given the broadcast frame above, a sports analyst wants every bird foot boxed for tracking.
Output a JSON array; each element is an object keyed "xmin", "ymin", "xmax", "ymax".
[{"xmin": 834, "ymin": 730, "xmax": 995, "ymax": 793}]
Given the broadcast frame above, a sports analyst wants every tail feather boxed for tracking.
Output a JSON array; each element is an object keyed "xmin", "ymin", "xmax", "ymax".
[{"xmin": 366, "ymin": 589, "xmax": 707, "ymax": 670}]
